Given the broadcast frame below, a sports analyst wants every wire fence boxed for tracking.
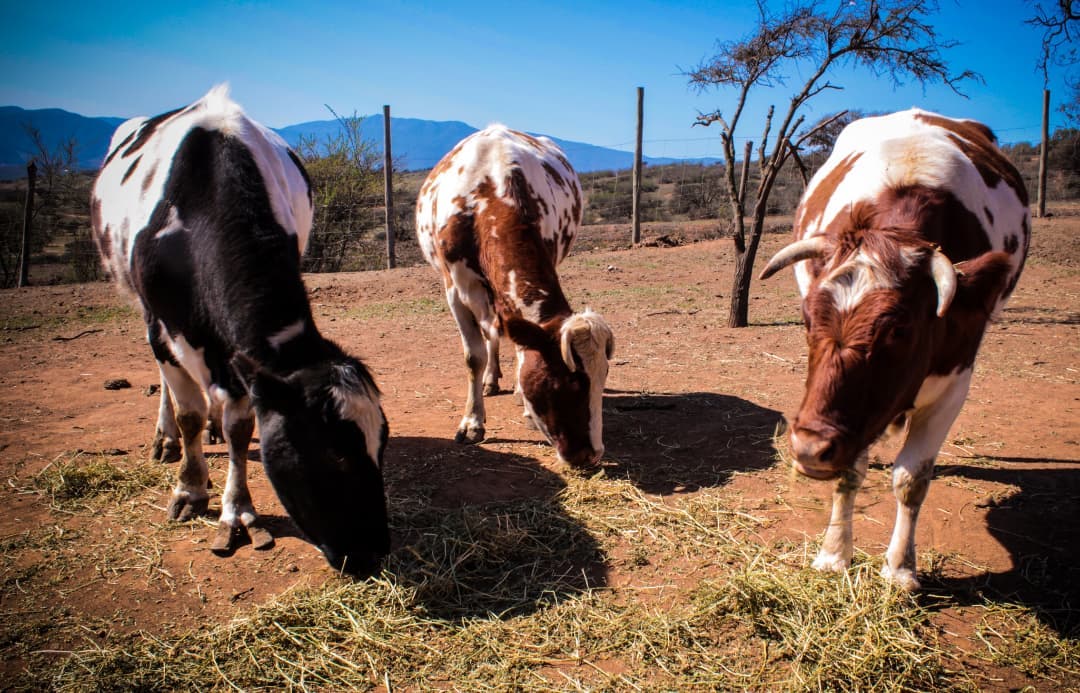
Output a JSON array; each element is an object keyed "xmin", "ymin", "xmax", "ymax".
[{"xmin": 2, "ymin": 129, "xmax": 1076, "ymax": 289}]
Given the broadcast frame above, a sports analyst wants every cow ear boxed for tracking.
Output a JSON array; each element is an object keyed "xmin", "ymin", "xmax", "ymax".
[
  {"xmin": 504, "ymin": 316, "xmax": 553, "ymax": 352},
  {"xmin": 231, "ymin": 352, "xmax": 293, "ymax": 408},
  {"xmin": 230, "ymin": 352, "xmax": 260, "ymax": 392},
  {"xmin": 951, "ymin": 251, "xmax": 1014, "ymax": 317}
]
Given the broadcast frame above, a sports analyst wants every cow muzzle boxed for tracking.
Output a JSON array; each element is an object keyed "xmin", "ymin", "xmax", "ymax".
[
  {"xmin": 789, "ymin": 426, "xmax": 844, "ymax": 480},
  {"xmin": 558, "ymin": 444, "xmax": 604, "ymax": 468}
]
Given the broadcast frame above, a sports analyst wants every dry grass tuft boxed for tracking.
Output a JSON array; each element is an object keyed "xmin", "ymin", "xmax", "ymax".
[
  {"xmin": 975, "ymin": 603, "xmax": 1080, "ymax": 680},
  {"xmin": 5, "ymin": 459, "xmax": 1075, "ymax": 690},
  {"xmin": 23, "ymin": 452, "xmax": 170, "ymax": 510},
  {"xmin": 692, "ymin": 559, "xmax": 973, "ymax": 691}
]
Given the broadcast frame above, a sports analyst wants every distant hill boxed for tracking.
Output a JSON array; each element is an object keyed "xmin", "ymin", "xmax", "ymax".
[
  {"xmin": 0, "ymin": 106, "xmax": 125, "ymax": 179},
  {"xmin": 0, "ymin": 106, "xmax": 718, "ymax": 179}
]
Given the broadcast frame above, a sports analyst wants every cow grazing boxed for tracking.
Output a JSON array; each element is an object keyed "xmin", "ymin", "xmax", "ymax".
[
  {"xmin": 91, "ymin": 85, "xmax": 389, "ymax": 576},
  {"xmin": 416, "ymin": 125, "xmax": 614, "ymax": 467},
  {"xmin": 759, "ymin": 109, "xmax": 1029, "ymax": 590}
]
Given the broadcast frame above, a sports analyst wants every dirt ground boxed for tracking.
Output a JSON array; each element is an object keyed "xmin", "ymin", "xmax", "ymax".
[{"xmin": 1, "ymin": 210, "xmax": 1077, "ymax": 688}]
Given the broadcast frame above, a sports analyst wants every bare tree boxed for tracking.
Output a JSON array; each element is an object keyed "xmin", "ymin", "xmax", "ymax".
[
  {"xmin": 1028, "ymin": 0, "xmax": 1080, "ymax": 123},
  {"xmin": 297, "ymin": 109, "xmax": 383, "ymax": 272},
  {"xmin": 687, "ymin": 0, "xmax": 977, "ymax": 327}
]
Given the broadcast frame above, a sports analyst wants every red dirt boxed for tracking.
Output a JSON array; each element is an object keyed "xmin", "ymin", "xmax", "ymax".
[{"xmin": 1, "ymin": 213, "xmax": 1077, "ymax": 687}]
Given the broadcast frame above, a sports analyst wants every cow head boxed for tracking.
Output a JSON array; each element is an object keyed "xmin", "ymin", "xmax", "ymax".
[
  {"xmin": 506, "ymin": 310, "xmax": 614, "ymax": 467},
  {"xmin": 760, "ymin": 235, "xmax": 962, "ymax": 480},
  {"xmin": 232, "ymin": 351, "xmax": 390, "ymax": 577}
]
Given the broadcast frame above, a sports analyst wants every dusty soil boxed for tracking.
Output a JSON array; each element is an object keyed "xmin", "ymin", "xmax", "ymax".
[{"xmin": 1, "ymin": 210, "xmax": 1077, "ymax": 688}]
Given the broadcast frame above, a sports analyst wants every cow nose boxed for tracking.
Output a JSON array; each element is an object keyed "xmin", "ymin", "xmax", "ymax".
[
  {"xmin": 563, "ymin": 445, "xmax": 602, "ymax": 468},
  {"xmin": 790, "ymin": 428, "xmax": 839, "ymax": 478},
  {"xmin": 322, "ymin": 546, "xmax": 385, "ymax": 579}
]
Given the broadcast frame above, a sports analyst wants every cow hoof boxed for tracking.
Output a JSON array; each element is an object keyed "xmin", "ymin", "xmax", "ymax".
[
  {"xmin": 454, "ymin": 426, "xmax": 485, "ymax": 444},
  {"xmin": 151, "ymin": 433, "xmax": 181, "ymax": 464},
  {"xmin": 811, "ymin": 551, "xmax": 850, "ymax": 573},
  {"xmin": 204, "ymin": 426, "xmax": 223, "ymax": 446},
  {"xmin": 211, "ymin": 522, "xmax": 241, "ymax": 554},
  {"xmin": 483, "ymin": 382, "xmax": 500, "ymax": 396},
  {"xmin": 247, "ymin": 524, "xmax": 275, "ymax": 550},
  {"xmin": 167, "ymin": 494, "xmax": 209, "ymax": 522},
  {"xmin": 880, "ymin": 564, "xmax": 920, "ymax": 592}
]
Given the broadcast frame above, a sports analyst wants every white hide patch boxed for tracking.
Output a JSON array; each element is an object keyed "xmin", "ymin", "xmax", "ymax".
[
  {"xmin": 155, "ymin": 205, "xmax": 184, "ymax": 238},
  {"xmin": 91, "ymin": 84, "xmax": 312, "ymax": 292},
  {"xmin": 506, "ymin": 270, "xmax": 542, "ymax": 323},
  {"xmin": 821, "ymin": 246, "xmax": 918, "ymax": 313},
  {"xmin": 794, "ymin": 108, "xmax": 1028, "ymax": 306},
  {"xmin": 267, "ymin": 320, "xmax": 305, "ymax": 350},
  {"xmin": 163, "ymin": 327, "xmax": 214, "ymax": 393},
  {"xmin": 330, "ymin": 365, "xmax": 386, "ymax": 468},
  {"xmin": 560, "ymin": 309, "xmax": 613, "ymax": 456},
  {"xmin": 415, "ymin": 123, "xmax": 582, "ymax": 273}
]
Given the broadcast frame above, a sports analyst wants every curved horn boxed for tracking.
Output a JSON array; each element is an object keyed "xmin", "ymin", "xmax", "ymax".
[
  {"xmin": 759, "ymin": 236, "xmax": 829, "ymax": 280},
  {"xmin": 929, "ymin": 247, "xmax": 957, "ymax": 318},
  {"xmin": 560, "ymin": 326, "xmax": 578, "ymax": 373}
]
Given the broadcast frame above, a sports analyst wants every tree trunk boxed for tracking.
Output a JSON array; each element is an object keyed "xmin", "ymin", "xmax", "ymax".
[{"xmin": 727, "ymin": 198, "xmax": 768, "ymax": 328}]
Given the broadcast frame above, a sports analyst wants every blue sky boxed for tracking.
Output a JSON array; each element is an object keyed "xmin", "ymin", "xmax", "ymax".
[{"xmin": 1, "ymin": 0, "xmax": 1074, "ymax": 161}]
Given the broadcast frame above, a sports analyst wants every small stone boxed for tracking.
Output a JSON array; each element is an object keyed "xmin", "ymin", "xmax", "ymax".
[{"xmin": 104, "ymin": 378, "xmax": 132, "ymax": 390}]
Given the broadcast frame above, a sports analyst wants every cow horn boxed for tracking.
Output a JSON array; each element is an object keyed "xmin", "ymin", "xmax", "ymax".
[
  {"xmin": 930, "ymin": 247, "xmax": 957, "ymax": 318},
  {"xmin": 759, "ymin": 236, "xmax": 829, "ymax": 280},
  {"xmin": 560, "ymin": 325, "xmax": 578, "ymax": 373}
]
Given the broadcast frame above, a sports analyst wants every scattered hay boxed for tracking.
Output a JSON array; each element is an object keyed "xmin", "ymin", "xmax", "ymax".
[
  {"xmin": 975, "ymin": 603, "xmax": 1080, "ymax": 681},
  {"xmin": 22, "ymin": 452, "xmax": 169, "ymax": 510},
  {"xmin": 7, "ymin": 465, "xmax": 1075, "ymax": 690},
  {"xmin": 693, "ymin": 559, "xmax": 973, "ymax": 691}
]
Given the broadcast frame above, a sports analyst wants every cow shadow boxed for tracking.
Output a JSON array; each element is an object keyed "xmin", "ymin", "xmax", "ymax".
[
  {"xmin": 923, "ymin": 457, "xmax": 1080, "ymax": 637},
  {"xmin": 600, "ymin": 390, "xmax": 785, "ymax": 495},
  {"xmin": 378, "ymin": 435, "xmax": 605, "ymax": 622}
]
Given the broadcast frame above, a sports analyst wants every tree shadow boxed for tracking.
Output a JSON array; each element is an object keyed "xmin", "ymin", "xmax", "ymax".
[
  {"xmin": 378, "ymin": 435, "xmax": 605, "ymax": 622},
  {"xmin": 923, "ymin": 457, "xmax": 1080, "ymax": 637},
  {"xmin": 600, "ymin": 390, "xmax": 785, "ymax": 495}
]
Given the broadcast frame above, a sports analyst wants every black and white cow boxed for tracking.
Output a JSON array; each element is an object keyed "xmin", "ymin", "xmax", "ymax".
[{"xmin": 91, "ymin": 85, "xmax": 389, "ymax": 576}]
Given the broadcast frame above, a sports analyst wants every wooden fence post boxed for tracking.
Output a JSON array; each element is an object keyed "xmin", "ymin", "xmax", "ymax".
[
  {"xmin": 631, "ymin": 86, "xmax": 643, "ymax": 245},
  {"xmin": 17, "ymin": 160, "xmax": 36, "ymax": 288},
  {"xmin": 1037, "ymin": 89, "xmax": 1049, "ymax": 218},
  {"xmin": 383, "ymin": 104, "xmax": 396, "ymax": 269}
]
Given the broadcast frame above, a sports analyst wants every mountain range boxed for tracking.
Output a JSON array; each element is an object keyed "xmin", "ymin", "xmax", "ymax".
[{"xmin": 0, "ymin": 105, "xmax": 718, "ymax": 180}]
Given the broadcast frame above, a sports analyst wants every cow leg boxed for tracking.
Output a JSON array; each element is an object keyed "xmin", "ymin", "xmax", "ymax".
[
  {"xmin": 812, "ymin": 450, "xmax": 868, "ymax": 573},
  {"xmin": 161, "ymin": 363, "xmax": 210, "ymax": 521},
  {"xmin": 447, "ymin": 287, "xmax": 487, "ymax": 444},
  {"xmin": 482, "ymin": 324, "xmax": 502, "ymax": 396},
  {"xmin": 211, "ymin": 392, "xmax": 273, "ymax": 553},
  {"xmin": 883, "ymin": 371, "xmax": 972, "ymax": 591},
  {"xmin": 150, "ymin": 373, "xmax": 182, "ymax": 463},
  {"xmin": 514, "ymin": 346, "xmax": 539, "ymax": 430}
]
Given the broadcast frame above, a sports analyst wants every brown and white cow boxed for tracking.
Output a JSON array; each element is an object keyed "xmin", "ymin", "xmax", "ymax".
[
  {"xmin": 416, "ymin": 125, "xmax": 614, "ymax": 467},
  {"xmin": 760, "ymin": 109, "xmax": 1029, "ymax": 590}
]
